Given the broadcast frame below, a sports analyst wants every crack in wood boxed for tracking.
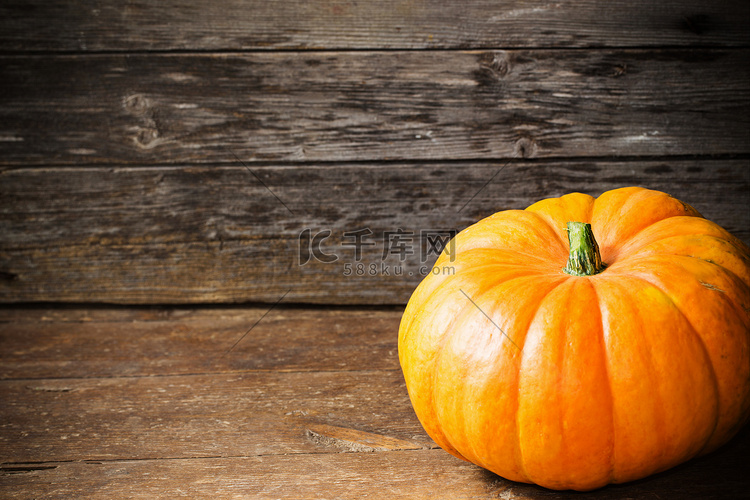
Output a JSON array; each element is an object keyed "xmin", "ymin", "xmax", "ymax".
[
  {"xmin": 305, "ymin": 423, "xmax": 426, "ymax": 453},
  {"xmin": 1, "ymin": 464, "xmax": 58, "ymax": 475},
  {"xmin": 25, "ymin": 386, "xmax": 76, "ymax": 392}
]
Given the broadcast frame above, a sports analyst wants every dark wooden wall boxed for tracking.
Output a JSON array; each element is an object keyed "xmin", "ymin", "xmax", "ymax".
[{"xmin": 1, "ymin": 1, "xmax": 749, "ymax": 305}]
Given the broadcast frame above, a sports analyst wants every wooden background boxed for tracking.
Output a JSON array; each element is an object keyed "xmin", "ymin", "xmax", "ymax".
[
  {"xmin": 1, "ymin": 1, "xmax": 750, "ymax": 498},
  {"xmin": 1, "ymin": 0, "xmax": 749, "ymax": 305}
]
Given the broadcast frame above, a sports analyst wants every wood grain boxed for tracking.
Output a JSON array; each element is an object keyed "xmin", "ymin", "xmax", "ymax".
[
  {"xmin": 1, "ymin": 0, "xmax": 748, "ymax": 52},
  {"xmin": 1, "ymin": 436, "xmax": 749, "ymax": 500},
  {"xmin": 1, "ymin": 160, "xmax": 748, "ymax": 304},
  {"xmin": 0, "ymin": 370, "xmax": 432, "ymax": 464},
  {"xmin": 1, "ymin": 49, "xmax": 748, "ymax": 166},
  {"xmin": 0, "ymin": 306, "xmax": 402, "ymax": 379},
  {"xmin": 1, "ymin": 306, "xmax": 748, "ymax": 499}
]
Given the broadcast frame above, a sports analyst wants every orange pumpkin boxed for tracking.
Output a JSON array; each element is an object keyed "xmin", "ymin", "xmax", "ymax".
[{"xmin": 399, "ymin": 187, "xmax": 750, "ymax": 491}]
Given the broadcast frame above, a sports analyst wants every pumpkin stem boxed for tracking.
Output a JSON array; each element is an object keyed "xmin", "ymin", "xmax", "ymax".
[{"xmin": 563, "ymin": 222, "xmax": 605, "ymax": 276}]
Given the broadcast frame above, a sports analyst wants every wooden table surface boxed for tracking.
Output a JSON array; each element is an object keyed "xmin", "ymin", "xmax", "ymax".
[
  {"xmin": 1, "ymin": 306, "xmax": 748, "ymax": 499},
  {"xmin": 1, "ymin": 1, "xmax": 750, "ymax": 498}
]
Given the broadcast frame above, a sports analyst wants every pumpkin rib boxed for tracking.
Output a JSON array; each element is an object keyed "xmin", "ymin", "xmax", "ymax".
[
  {"xmin": 506, "ymin": 275, "xmax": 572, "ymax": 483},
  {"xmin": 613, "ymin": 254, "xmax": 750, "ymax": 454},
  {"xmin": 437, "ymin": 250, "xmax": 557, "ymax": 273},
  {"xmin": 590, "ymin": 279, "xmax": 617, "ymax": 486},
  {"xmin": 413, "ymin": 299, "xmax": 474, "ymax": 462},
  {"xmin": 427, "ymin": 288, "xmax": 506, "ymax": 464},
  {"xmin": 399, "ymin": 256, "xmax": 503, "ymax": 341},
  {"xmin": 616, "ymin": 272, "xmax": 722, "ymax": 460},
  {"xmin": 591, "ymin": 188, "xmax": 701, "ymax": 260},
  {"xmin": 511, "ymin": 277, "xmax": 569, "ymax": 485},
  {"xmin": 621, "ymin": 237, "xmax": 750, "ymax": 289},
  {"xmin": 593, "ymin": 276, "xmax": 672, "ymax": 483},
  {"xmin": 402, "ymin": 253, "xmax": 555, "ymax": 343},
  {"xmin": 400, "ymin": 276, "xmax": 468, "ymax": 459},
  {"xmin": 517, "ymin": 277, "xmax": 616, "ymax": 490},
  {"xmin": 430, "ymin": 273, "xmax": 566, "ymax": 474},
  {"xmin": 400, "ymin": 256, "xmax": 553, "ymax": 339},
  {"xmin": 427, "ymin": 297, "xmax": 477, "ymax": 463},
  {"xmin": 609, "ymin": 218, "xmax": 749, "ymax": 270},
  {"xmin": 410, "ymin": 244, "xmax": 568, "ymax": 342},
  {"xmin": 616, "ymin": 253, "xmax": 750, "ymax": 332},
  {"xmin": 408, "ymin": 261, "xmax": 549, "ymax": 462},
  {"xmin": 401, "ymin": 266, "xmax": 504, "ymax": 462},
  {"xmin": 524, "ymin": 192, "xmax": 596, "ymax": 252},
  {"xmin": 459, "ymin": 210, "xmax": 569, "ymax": 264}
]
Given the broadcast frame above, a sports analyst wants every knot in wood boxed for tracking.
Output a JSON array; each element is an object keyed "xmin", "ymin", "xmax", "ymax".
[
  {"xmin": 136, "ymin": 127, "xmax": 159, "ymax": 148},
  {"xmin": 123, "ymin": 94, "xmax": 150, "ymax": 115},
  {"xmin": 514, "ymin": 136, "xmax": 537, "ymax": 158},
  {"xmin": 477, "ymin": 52, "xmax": 510, "ymax": 82}
]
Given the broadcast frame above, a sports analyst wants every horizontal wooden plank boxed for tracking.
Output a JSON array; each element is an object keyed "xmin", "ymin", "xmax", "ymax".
[
  {"xmin": 1, "ymin": 49, "xmax": 748, "ymax": 165},
  {"xmin": 0, "ymin": 370, "xmax": 431, "ymax": 464},
  {"xmin": 0, "ymin": 306, "xmax": 401, "ymax": 379},
  {"xmin": 2, "ymin": 434, "xmax": 749, "ymax": 500},
  {"xmin": 1, "ymin": 160, "xmax": 748, "ymax": 304},
  {"xmin": 1, "ymin": 0, "xmax": 748, "ymax": 52},
  {"xmin": 0, "ymin": 304, "xmax": 218, "ymax": 324}
]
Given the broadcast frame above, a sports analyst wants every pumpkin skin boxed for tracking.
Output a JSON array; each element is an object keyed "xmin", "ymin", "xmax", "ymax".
[{"xmin": 398, "ymin": 187, "xmax": 750, "ymax": 491}]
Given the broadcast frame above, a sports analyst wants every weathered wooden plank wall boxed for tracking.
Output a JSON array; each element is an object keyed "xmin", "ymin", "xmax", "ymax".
[
  {"xmin": 1, "ymin": 1, "xmax": 748, "ymax": 304},
  {"xmin": 2, "ymin": 0, "xmax": 749, "ymax": 50},
  {"xmin": 2, "ymin": 161, "xmax": 748, "ymax": 303},
  {"xmin": 1, "ymin": 50, "xmax": 749, "ymax": 165}
]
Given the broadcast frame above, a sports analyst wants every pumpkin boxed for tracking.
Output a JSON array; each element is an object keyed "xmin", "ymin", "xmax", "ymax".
[{"xmin": 398, "ymin": 187, "xmax": 750, "ymax": 491}]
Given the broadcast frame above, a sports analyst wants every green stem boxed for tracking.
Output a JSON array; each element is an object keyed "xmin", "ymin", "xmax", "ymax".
[{"xmin": 563, "ymin": 222, "xmax": 605, "ymax": 276}]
